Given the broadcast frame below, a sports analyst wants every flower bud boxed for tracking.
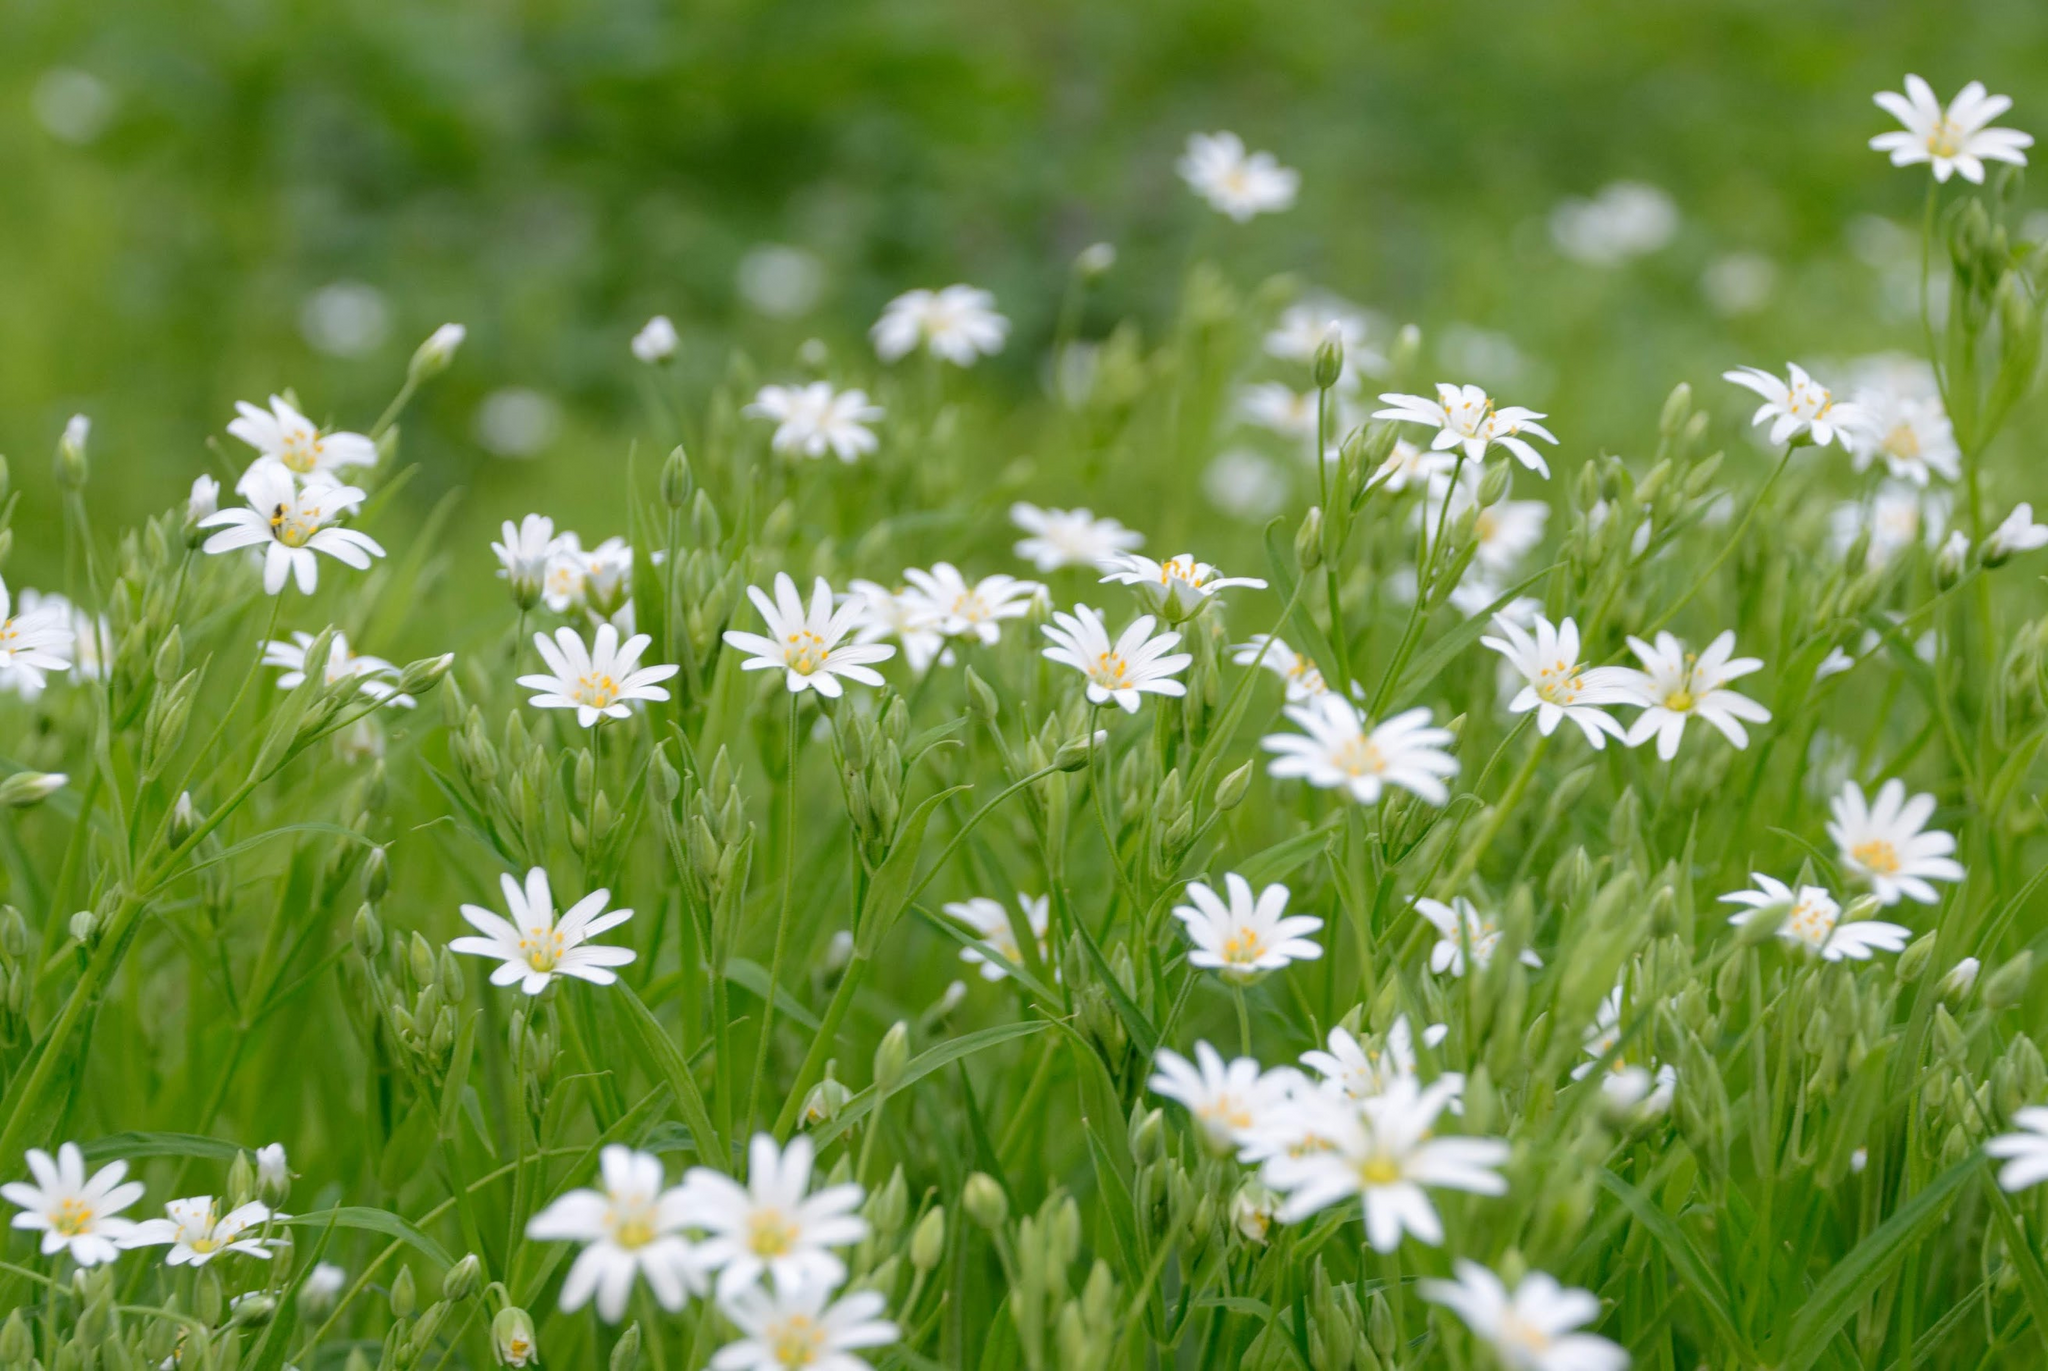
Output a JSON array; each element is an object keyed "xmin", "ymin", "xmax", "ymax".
[
  {"xmin": 1312, "ymin": 326, "xmax": 1345, "ymax": 391},
  {"xmin": 963, "ymin": 1172, "xmax": 1008, "ymax": 1230},
  {"xmin": 632, "ymin": 316, "xmax": 679, "ymax": 364},
  {"xmin": 1477, "ymin": 457, "xmax": 1512, "ymax": 508},
  {"xmin": 354, "ymin": 903, "xmax": 383, "ymax": 958},
  {"xmin": 154, "ymin": 627, "xmax": 184, "ymax": 684},
  {"xmin": 1295, "ymin": 506, "xmax": 1324, "ymax": 571},
  {"xmin": 397, "ymin": 653, "xmax": 456, "ymax": 697},
  {"xmin": 661, "ymin": 446, "xmax": 693, "ymax": 509},
  {"xmin": 256, "ymin": 1143, "xmax": 291, "ymax": 1204},
  {"xmin": 1659, "ymin": 382, "xmax": 1693, "ymax": 436},
  {"xmin": 1075, "ymin": 242, "xmax": 1116, "ymax": 278},
  {"xmin": 1052, "ymin": 737, "xmax": 1093, "ymax": 772},
  {"xmin": 1935, "ymin": 530, "xmax": 1970, "ymax": 589},
  {"xmin": 874, "ymin": 1020, "xmax": 910, "ymax": 1095},
  {"xmin": 409, "ymin": 323, "xmax": 467, "ymax": 382},
  {"xmin": 228, "ymin": 1293, "xmax": 276, "ymax": 1328},
  {"xmin": 442, "ymin": 1253, "xmax": 482, "ymax": 1302},
  {"xmin": 963, "ymin": 666, "xmax": 1001, "ymax": 722},
  {"xmin": 390, "ymin": 1265, "xmax": 416, "ymax": 1318},
  {"xmin": 55, "ymin": 413, "xmax": 89, "ymax": 489},
  {"xmin": 1941, "ymin": 955, "xmax": 1981, "ymax": 1001},
  {"xmin": 68, "ymin": 909, "xmax": 96, "ymax": 944},
  {"xmin": 1986, "ymin": 950, "xmax": 2034, "ymax": 1009},
  {"xmin": 0, "ymin": 771, "xmax": 67, "ymax": 808},
  {"xmin": 610, "ymin": 1321, "xmax": 642, "ymax": 1371},
  {"xmin": 1895, "ymin": 933, "xmax": 1935, "ymax": 984},
  {"xmin": 910, "ymin": 1205, "xmax": 947, "ymax": 1271},
  {"xmin": 492, "ymin": 1306, "xmax": 539, "ymax": 1366},
  {"xmin": 1214, "ymin": 759, "xmax": 1254, "ymax": 812}
]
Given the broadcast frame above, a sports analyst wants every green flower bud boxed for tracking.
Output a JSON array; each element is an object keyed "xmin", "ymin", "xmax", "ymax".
[
  {"xmin": 1295, "ymin": 506, "xmax": 1324, "ymax": 571},
  {"xmin": 661, "ymin": 447, "xmax": 694, "ymax": 509},
  {"xmin": 1312, "ymin": 326, "xmax": 1344, "ymax": 391},
  {"xmin": 443, "ymin": 1253, "xmax": 482, "ymax": 1302},
  {"xmin": 1659, "ymin": 382, "xmax": 1693, "ymax": 436},
  {"xmin": 54, "ymin": 413, "xmax": 89, "ymax": 490},
  {"xmin": 1986, "ymin": 950, "xmax": 2034, "ymax": 1009},
  {"xmin": 964, "ymin": 667, "xmax": 1001, "ymax": 721},
  {"xmin": 1214, "ymin": 759, "xmax": 1254, "ymax": 812},
  {"xmin": 610, "ymin": 1321, "xmax": 642, "ymax": 1371},
  {"xmin": 963, "ymin": 1172, "xmax": 1008, "ymax": 1230},
  {"xmin": 390, "ymin": 1265, "xmax": 416, "ymax": 1319},
  {"xmin": 1053, "ymin": 737, "xmax": 1094, "ymax": 772},
  {"xmin": 874, "ymin": 1021, "xmax": 910, "ymax": 1096},
  {"xmin": 910, "ymin": 1205, "xmax": 947, "ymax": 1271},
  {"xmin": 0, "ymin": 771, "xmax": 68, "ymax": 808},
  {"xmin": 409, "ymin": 324, "xmax": 467, "ymax": 382},
  {"xmin": 354, "ymin": 903, "xmax": 383, "ymax": 959}
]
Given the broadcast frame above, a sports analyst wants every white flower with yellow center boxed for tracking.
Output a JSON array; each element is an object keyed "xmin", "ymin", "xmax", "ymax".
[
  {"xmin": 520, "ymin": 622, "xmax": 678, "ymax": 726},
  {"xmin": 448, "ymin": 867, "xmax": 637, "ymax": 995},
  {"xmin": 724, "ymin": 573, "xmax": 896, "ymax": 697},
  {"xmin": 1847, "ymin": 385, "xmax": 1958, "ymax": 486},
  {"xmin": 1099, "ymin": 552, "xmax": 1266, "ymax": 621},
  {"xmin": 1724, "ymin": 363, "xmax": 1865, "ymax": 450},
  {"xmin": 1826, "ymin": 779, "xmax": 1965, "ymax": 906},
  {"xmin": 847, "ymin": 580, "xmax": 949, "ymax": 675},
  {"xmin": 944, "ymin": 893, "xmax": 1051, "ymax": 982},
  {"xmin": 126, "ymin": 1196, "xmax": 275, "ymax": 1266},
  {"xmin": 526, "ymin": 1145, "xmax": 702, "ymax": 1322},
  {"xmin": 1871, "ymin": 76, "xmax": 2032, "ymax": 184},
  {"xmin": 1482, "ymin": 613, "xmax": 1635, "ymax": 748},
  {"xmin": 1232, "ymin": 634, "xmax": 1328, "ymax": 702},
  {"xmin": 0, "ymin": 578, "xmax": 74, "ymax": 694},
  {"xmin": 1, "ymin": 1142, "xmax": 144, "ymax": 1267},
  {"xmin": 746, "ymin": 382, "xmax": 884, "ymax": 463},
  {"xmin": 1238, "ymin": 381, "xmax": 1323, "ymax": 441},
  {"xmin": 1301, "ymin": 1017, "xmax": 1456, "ymax": 1105},
  {"xmin": 1009, "ymin": 502, "xmax": 1145, "ymax": 572},
  {"xmin": 870, "ymin": 285, "xmax": 1008, "ymax": 366},
  {"xmin": 1149, "ymin": 1042, "xmax": 1291, "ymax": 1153},
  {"xmin": 1375, "ymin": 438, "xmax": 1455, "ymax": 493},
  {"xmin": 1421, "ymin": 1260, "xmax": 1629, "ymax": 1371},
  {"xmin": 1177, "ymin": 131, "xmax": 1299, "ymax": 221},
  {"xmin": 1261, "ymin": 695, "xmax": 1459, "ymax": 807},
  {"xmin": 1172, "ymin": 873, "xmax": 1323, "ymax": 982},
  {"xmin": 227, "ymin": 394, "xmax": 377, "ymax": 484},
  {"xmin": 1265, "ymin": 299, "xmax": 1384, "ymax": 376},
  {"xmin": 711, "ymin": 1271, "xmax": 898, "ymax": 1371},
  {"xmin": 1721, "ymin": 873, "xmax": 1910, "ymax": 961},
  {"xmin": 685, "ymin": 1134, "xmax": 869, "ymax": 1298},
  {"xmin": 1262, "ymin": 1076, "xmax": 1507, "ymax": 1250},
  {"xmin": 1375, "ymin": 383, "xmax": 1558, "ymax": 477},
  {"xmin": 1611, "ymin": 629, "xmax": 1771, "ymax": 761},
  {"xmin": 900, "ymin": 563, "xmax": 1043, "ymax": 645},
  {"xmin": 199, "ymin": 464, "xmax": 385, "ymax": 595},
  {"xmin": 1415, "ymin": 896, "xmax": 1542, "ymax": 978},
  {"xmin": 1040, "ymin": 605, "xmax": 1190, "ymax": 713}
]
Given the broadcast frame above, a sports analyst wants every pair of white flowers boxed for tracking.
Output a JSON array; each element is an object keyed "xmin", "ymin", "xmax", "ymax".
[
  {"xmin": 6, "ymin": 1143, "xmax": 288, "ymax": 1270},
  {"xmin": 199, "ymin": 395, "xmax": 387, "ymax": 595}
]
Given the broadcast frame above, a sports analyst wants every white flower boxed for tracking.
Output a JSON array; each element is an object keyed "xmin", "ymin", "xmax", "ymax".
[
  {"xmin": 1149, "ymin": 1042, "xmax": 1291, "ymax": 1152},
  {"xmin": 1238, "ymin": 382, "xmax": 1322, "ymax": 440},
  {"xmin": 0, "ymin": 579, "xmax": 74, "ymax": 692},
  {"xmin": 413, "ymin": 322, "xmax": 465, "ymax": 374},
  {"xmin": 1481, "ymin": 614, "xmax": 1636, "ymax": 748},
  {"xmin": 1205, "ymin": 450, "xmax": 1292, "ymax": 521},
  {"xmin": 1415, "ymin": 896, "xmax": 1542, "ymax": 977},
  {"xmin": 1987, "ymin": 503, "xmax": 2048, "ymax": 562},
  {"xmin": 1871, "ymin": 76, "xmax": 2032, "ymax": 184},
  {"xmin": 199, "ymin": 464, "xmax": 385, "ymax": 595},
  {"xmin": 1098, "ymin": 552, "xmax": 1266, "ymax": 621},
  {"xmin": 1723, "ymin": 364, "xmax": 1866, "ymax": 450},
  {"xmin": 255, "ymin": 1144, "xmax": 290, "ymax": 1200},
  {"xmin": 870, "ymin": 285, "xmax": 1008, "ymax": 366},
  {"xmin": 1611, "ymin": 630, "xmax": 1771, "ymax": 761},
  {"xmin": 1177, "ymin": 131, "xmax": 1299, "ymax": 221},
  {"xmin": 1847, "ymin": 385, "xmax": 1958, "ymax": 485},
  {"xmin": 1172, "ymin": 873, "xmax": 1323, "ymax": 982},
  {"xmin": 1942, "ymin": 956, "xmax": 1982, "ymax": 998},
  {"xmin": 900, "ymin": 564, "xmax": 1042, "ymax": 644},
  {"xmin": 724, "ymin": 573, "xmax": 896, "ymax": 697},
  {"xmin": 449, "ymin": 868, "xmax": 637, "ymax": 994},
  {"xmin": 1301, "ymin": 1017, "xmax": 1454, "ymax": 1103},
  {"xmin": 493, "ymin": 514, "xmax": 559, "ymax": 607},
  {"xmin": 746, "ymin": 383, "xmax": 884, "ymax": 462},
  {"xmin": 1988, "ymin": 1109, "xmax": 2048, "ymax": 1192},
  {"xmin": 685, "ymin": 1134, "xmax": 868, "ymax": 1298},
  {"xmin": 632, "ymin": 315, "xmax": 679, "ymax": 363},
  {"xmin": 1009, "ymin": 503, "xmax": 1143, "ymax": 572},
  {"xmin": 526, "ymin": 1145, "xmax": 702, "ymax": 1322},
  {"xmin": 1375, "ymin": 439, "xmax": 1455, "ymax": 493},
  {"xmin": 126, "ymin": 1197, "xmax": 275, "ymax": 1266},
  {"xmin": 542, "ymin": 532, "xmax": 589, "ymax": 612},
  {"xmin": 2, "ymin": 1142, "xmax": 144, "ymax": 1266},
  {"xmin": 520, "ymin": 623, "xmax": 677, "ymax": 726},
  {"xmin": 1550, "ymin": 180, "xmax": 1679, "ymax": 267},
  {"xmin": 1232, "ymin": 635, "xmax": 1327, "ymax": 702},
  {"xmin": 1421, "ymin": 1260, "xmax": 1628, "ymax": 1371},
  {"xmin": 1415, "ymin": 469, "xmax": 1551, "ymax": 587},
  {"xmin": 945, "ymin": 894, "xmax": 1051, "ymax": 981},
  {"xmin": 711, "ymin": 1271, "xmax": 897, "ymax": 1371},
  {"xmin": 1265, "ymin": 300, "xmax": 1386, "ymax": 376},
  {"xmin": 1261, "ymin": 695, "xmax": 1458, "ymax": 806},
  {"xmin": 1039, "ymin": 605, "xmax": 1189, "ymax": 713},
  {"xmin": 228, "ymin": 395, "xmax": 377, "ymax": 484},
  {"xmin": 1721, "ymin": 873, "xmax": 1910, "ymax": 961},
  {"xmin": 1827, "ymin": 779, "xmax": 1965, "ymax": 906},
  {"xmin": 187, "ymin": 475, "xmax": 220, "ymax": 523},
  {"xmin": 847, "ymin": 580, "xmax": 949, "ymax": 675},
  {"xmin": 1572, "ymin": 989, "xmax": 1675, "ymax": 1115},
  {"xmin": 1374, "ymin": 383, "xmax": 1558, "ymax": 477},
  {"xmin": 263, "ymin": 630, "xmax": 412, "ymax": 708},
  {"xmin": 304, "ymin": 1262, "xmax": 347, "ymax": 1303},
  {"xmin": 1263, "ymin": 1076, "xmax": 1508, "ymax": 1250}
]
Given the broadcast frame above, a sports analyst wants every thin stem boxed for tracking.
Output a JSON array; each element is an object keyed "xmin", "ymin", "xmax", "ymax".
[{"xmin": 746, "ymin": 692, "xmax": 802, "ymax": 1132}]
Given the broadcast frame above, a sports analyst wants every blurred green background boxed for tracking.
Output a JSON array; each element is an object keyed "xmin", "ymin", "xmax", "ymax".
[{"xmin": 3, "ymin": 0, "xmax": 2044, "ymax": 567}]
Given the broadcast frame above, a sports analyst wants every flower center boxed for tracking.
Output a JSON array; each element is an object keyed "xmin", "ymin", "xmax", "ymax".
[
  {"xmin": 269, "ymin": 501, "xmax": 324, "ymax": 548},
  {"xmin": 1534, "ymin": 658, "xmax": 1585, "ymax": 705},
  {"xmin": 1500, "ymin": 1313, "xmax": 1554, "ymax": 1353},
  {"xmin": 519, "ymin": 924, "xmax": 567, "ymax": 972},
  {"xmin": 51, "ymin": 1198, "xmax": 94, "ymax": 1236},
  {"xmin": 608, "ymin": 1202, "xmax": 658, "ymax": 1250},
  {"xmin": 1198, "ymin": 1095, "xmax": 1254, "ymax": 1131},
  {"xmin": 1852, "ymin": 839, "xmax": 1901, "ymax": 875},
  {"xmin": 768, "ymin": 1314, "xmax": 825, "ymax": 1367},
  {"xmin": 952, "ymin": 592, "xmax": 989, "ymax": 622},
  {"xmin": 1093, "ymin": 650, "xmax": 1132, "ymax": 690},
  {"xmin": 1333, "ymin": 736, "xmax": 1386, "ymax": 778},
  {"xmin": 1161, "ymin": 558, "xmax": 1207, "ymax": 589},
  {"xmin": 785, "ymin": 629, "xmax": 829, "ymax": 675},
  {"xmin": 572, "ymin": 672, "xmax": 621, "ymax": 709},
  {"xmin": 1928, "ymin": 120, "xmax": 1963, "ymax": 160},
  {"xmin": 748, "ymin": 1209, "xmax": 800, "ymax": 1258},
  {"xmin": 1221, "ymin": 926, "xmax": 1266, "ymax": 964},
  {"xmin": 1788, "ymin": 897, "xmax": 1838, "ymax": 945},
  {"xmin": 280, "ymin": 435, "xmax": 325, "ymax": 473},
  {"xmin": 1884, "ymin": 422, "xmax": 1923, "ymax": 462},
  {"xmin": 1358, "ymin": 1154, "xmax": 1403, "ymax": 1187}
]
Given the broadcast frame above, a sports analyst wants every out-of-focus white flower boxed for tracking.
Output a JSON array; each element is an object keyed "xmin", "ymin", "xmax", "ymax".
[
  {"xmin": 1415, "ymin": 896, "xmax": 1542, "ymax": 977},
  {"xmin": 1550, "ymin": 181, "xmax": 1679, "ymax": 266},
  {"xmin": 1986, "ymin": 503, "xmax": 2048, "ymax": 562},
  {"xmin": 1421, "ymin": 1260, "xmax": 1629, "ymax": 1371},
  {"xmin": 946, "ymin": 894, "xmax": 1051, "ymax": 982},
  {"xmin": 632, "ymin": 315, "xmax": 680, "ymax": 363},
  {"xmin": 299, "ymin": 282, "xmax": 390, "ymax": 358},
  {"xmin": 1009, "ymin": 503, "xmax": 1143, "ymax": 572},
  {"xmin": 847, "ymin": 581, "xmax": 949, "ymax": 675},
  {"xmin": 125, "ymin": 1197, "xmax": 275, "ymax": 1266},
  {"xmin": 1172, "ymin": 874, "xmax": 1323, "ymax": 982},
  {"xmin": 725, "ymin": 574, "xmax": 896, "ymax": 697},
  {"xmin": 1831, "ymin": 482, "xmax": 1950, "ymax": 569},
  {"xmin": 1724, "ymin": 364, "xmax": 1865, "ymax": 450},
  {"xmin": 711, "ymin": 1271, "xmax": 897, "ymax": 1371},
  {"xmin": 449, "ymin": 868, "xmax": 637, "ymax": 995},
  {"xmin": 1262, "ymin": 695, "xmax": 1458, "ymax": 807},
  {"xmin": 1988, "ymin": 1109, "xmax": 2048, "ymax": 1191},
  {"xmin": 1611, "ymin": 630, "xmax": 1771, "ymax": 761},
  {"xmin": 1847, "ymin": 385, "xmax": 1958, "ymax": 485},
  {"xmin": 1375, "ymin": 439, "xmax": 1454, "ymax": 493},
  {"xmin": 1721, "ymin": 873, "xmax": 1910, "ymax": 961},
  {"xmin": 475, "ymin": 388, "xmax": 561, "ymax": 458},
  {"xmin": 684, "ymin": 1134, "xmax": 868, "ymax": 1298},
  {"xmin": 1265, "ymin": 299, "xmax": 1386, "ymax": 377},
  {"xmin": 0, "ymin": 580, "xmax": 74, "ymax": 694},
  {"xmin": 1232, "ymin": 635, "xmax": 1327, "ymax": 702},
  {"xmin": 199, "ymin": 466, "xmax": 383, "ymax": 596},
  {"xmin": 1204, "ymin": 450, "xmax": 1292, "ymax": 521},
  {"xmin": 1375, "ymin": 383, "xmax": 1558, "ymax": 477},
  {"xmin": 1573, "ymin": 989, "xmax": 1676, "ymax": 1115},
  {"xmin": 1149, "ymin": 1042, "xmax": 1293, "ymax": 1153},
  {"xmin": 1701, "ymin": 253, "xmax": 1777, "ymax": 316},
  {"xmin": 1098, "ymin": 552, "xmax": 1265, "ymax": 621},
  {"xmin": 264, "ymin": 630, "xmax": 412, "ymax": 708},
  {"xmin": 737, "ymin": 245, "xmax": 826, "ymax": 318},
  {"xmin": 525, "ymin": 1146, "xmax": 702, "ymax": 1322},
  {"xmin": 1178, "ymin": 131, "xmax": 1299, "ymax": 221},
  {"xmin": 1481, "ymin": 613, "xmax": 1636, "ymax": 748},
  {"xmin": 1, "ymin": 1143, "xmax": 144, "ymax": 1266},
  {"xmin": 1871, "ymin": 76, "xmax": 2032, "ymax": 184},
  {"xmin": 871, "ymin": 286, "xmax": 1008, "ymax": 366},
  {"xmin": 746, "ymin": 383, "xmax": 883, "ymax": 463},
  {"xmin": 493, "ymin": 514, "xmax": 559, "ymax": 609},
  {"xmin": 1238, "ymin": 382, "xmax": 1323, "ymax": 441},
  {"xmin": 1040, "ymin": 606, "xmax": 1189, "ymax": 713},
  {"xmin": 900, "ymin": 564, "xmax": 1042, "ymax": 645},
  {"xmin": 520, "ymin": 623, "xmax": 678, "ymax": 726},
  {"xmin": 1827, "ymin": 779, "xmax": 1964, "ymax": 906},
  {"xmin": 229, "ymin": 395, "xmax": 377, "ymax": 486},
  {"xmin": 1301, "ymin": 1017, "xmax": 1456, "ymax": 1105},
  {"xmin": 33, "ymin": 68, "xmax": 116, "ymax": 144}
]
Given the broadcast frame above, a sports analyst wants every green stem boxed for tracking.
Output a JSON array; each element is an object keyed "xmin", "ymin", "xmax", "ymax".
[{"xmin": 745, "ymin": 693, "xmax": 802, "ymax": 1132}]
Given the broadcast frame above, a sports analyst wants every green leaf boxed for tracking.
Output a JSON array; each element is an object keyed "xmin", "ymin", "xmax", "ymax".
[
  {"xmin": 857, "ymin": 785, "xmax": 970, "ymax": 956},
  {"xmin": 725, "ymin": 956, "xmax": 822, "ymax": 1031},
  {"xmin": 78, "ymin": 1131, "xmax": 243, "ymax": 1164},
  {"xmin": 278, "ymin": 1206, "xmax": 454, "ymax": 1269},
  {"xmin": 810, "ymin": 1019, "xmax": 1049, "ymax": 1146},
  {"xmin": 615, "ymin": 983, "xmax": 723, "ymax": 1167},
  {"xmin": 178, "ymin": 822, "xmax": 382, "ymax": 874},
  {"xmin": 1597, "ymin": 1168, "xmax": 1755, "ymax": 1361},
  {"xmin": 1775, "ymin": 1155, "xmax": 1979, "ymax": 1370},
  {"xmin": 1235, "ymin": 817, "xmax": 1342, "ymax": 888},
  {"xmin": 1393, "ymin": 562, "xmax": 1558, "ymax": 701}
]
